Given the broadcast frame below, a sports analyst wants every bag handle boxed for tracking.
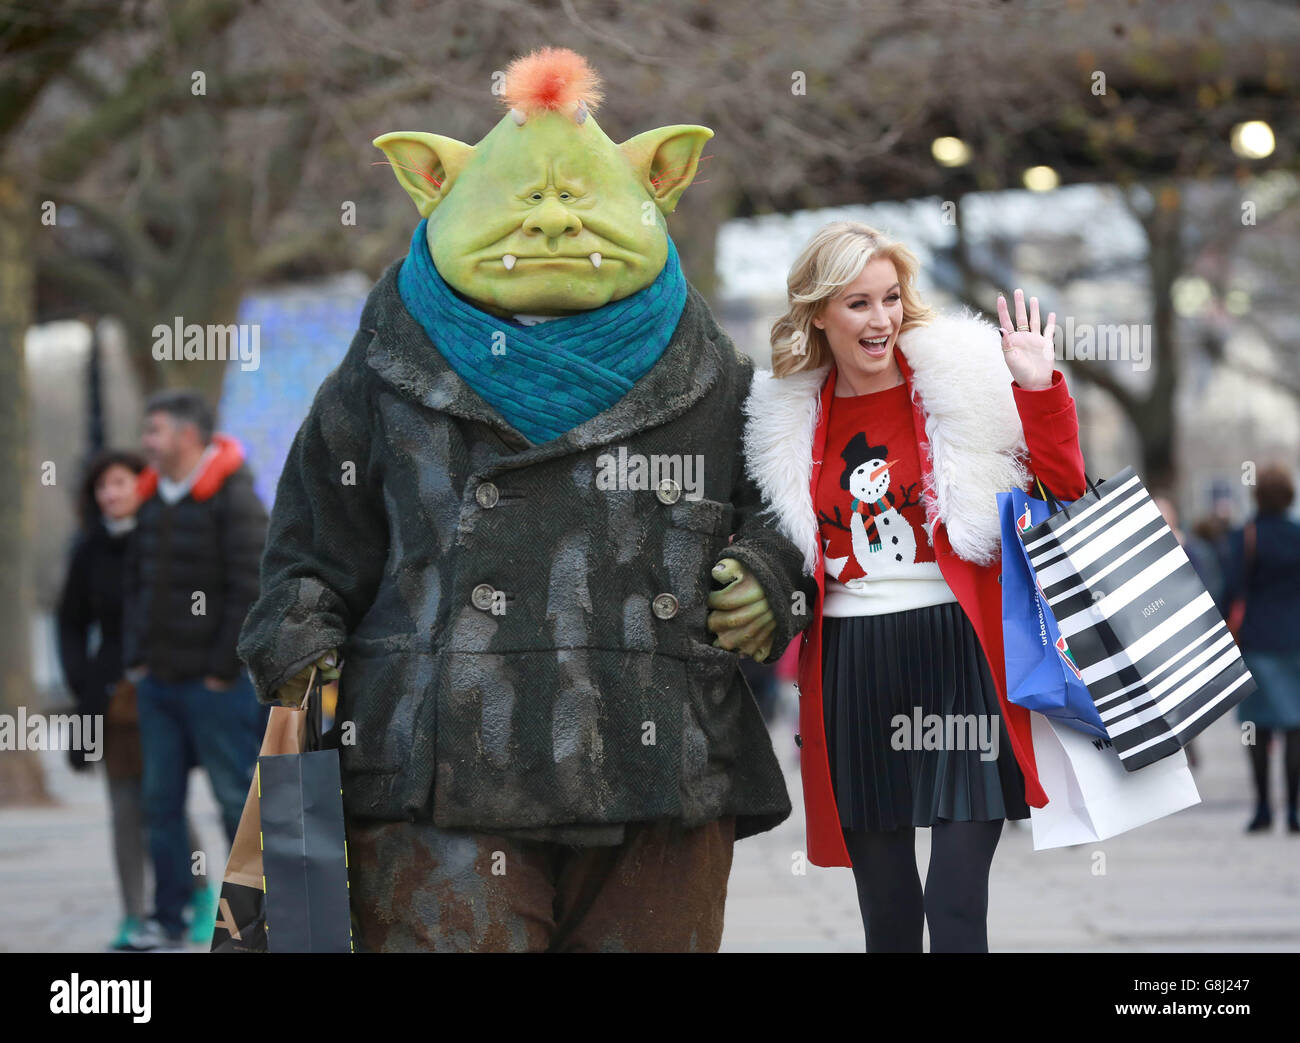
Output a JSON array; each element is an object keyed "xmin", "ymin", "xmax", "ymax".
[
  {"xmin": 297, "ymin": 664, "xmax": 325, "ymax": 754},
  {"xmin": 297, "ymin": 665, "xmax": 317, "ymax": 712},
  {"xmin": 1035, "ymin": 473, "xmax": 1102, "ymax": 516}
]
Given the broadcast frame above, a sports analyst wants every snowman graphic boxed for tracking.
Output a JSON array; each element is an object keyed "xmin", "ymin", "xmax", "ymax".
[{"xmin": 822, "ymin": 433, "xmax": 925, "ymax": 581}]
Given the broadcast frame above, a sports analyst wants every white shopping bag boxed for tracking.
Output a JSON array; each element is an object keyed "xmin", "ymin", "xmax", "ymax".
[{"xmin": 1028, "ymin": 711, "xmax": 1201, "ymax": 850}]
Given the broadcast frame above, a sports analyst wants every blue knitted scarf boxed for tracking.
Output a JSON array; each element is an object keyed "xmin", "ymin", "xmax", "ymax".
[{"xmin": 397, "ymin": 218, "xmax": 687, "ymax": 444}]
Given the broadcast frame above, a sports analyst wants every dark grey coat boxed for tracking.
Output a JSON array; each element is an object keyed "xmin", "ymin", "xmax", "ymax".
[{"xmin": 237, "ymin": 260, "xmax": 814, "ymax": 843}]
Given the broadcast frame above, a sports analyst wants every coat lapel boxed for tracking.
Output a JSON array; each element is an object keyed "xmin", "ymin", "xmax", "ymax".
[
  {"xmin": 365, "ymin": 260, "xmax": 724, "ymax": 466},
  {"xmin": 742, "ymin": 311, "xmax": 1031, "ymax": 570}
]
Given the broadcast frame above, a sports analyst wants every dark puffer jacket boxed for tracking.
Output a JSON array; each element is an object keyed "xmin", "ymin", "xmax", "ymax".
[
  {"xmin": 123, "ymin": 436, "xmax": 268, "ymax": 683},
  {"xmin": 237, "ymin": 261, "xmax": 815, "ymax": 842}
]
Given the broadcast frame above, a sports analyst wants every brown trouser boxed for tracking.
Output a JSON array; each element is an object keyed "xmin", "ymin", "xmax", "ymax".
[{"xmin": 345, "ymin": 814, "xmax": 736, "ymax": 952}]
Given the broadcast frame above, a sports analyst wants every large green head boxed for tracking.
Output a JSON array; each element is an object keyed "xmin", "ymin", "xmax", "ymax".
[{"xmin": 375, "ymin": 47, "xmax": 711, "ymax": 318}]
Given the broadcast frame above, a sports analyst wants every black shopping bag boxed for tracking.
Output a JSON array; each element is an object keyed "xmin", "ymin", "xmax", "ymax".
[
  {"xmin": 258, "ymin": 747, "xmax": 351, "ymax": 953},
  {"xmin": 211, "ymin": 669, "xmax": 352, "ymax": 952},
  {"xmin": 1020, "ymin": 466, "xmax": 1255, "ymax": 771}
]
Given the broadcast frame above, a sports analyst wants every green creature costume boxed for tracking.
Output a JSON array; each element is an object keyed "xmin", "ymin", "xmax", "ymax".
[{"xmin": 237, "ymin": 47, "xmax": 814, "ymax": 952}]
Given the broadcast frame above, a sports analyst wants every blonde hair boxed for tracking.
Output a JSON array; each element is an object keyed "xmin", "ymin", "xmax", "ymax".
[{"xmin": 770, "ymin": 221, "xmax": 934, "ymax": 377}]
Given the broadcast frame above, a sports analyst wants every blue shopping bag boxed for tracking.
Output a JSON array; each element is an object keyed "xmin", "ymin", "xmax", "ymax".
[{"xmin": 998, "ymin": 485, "xmax": 1108, "ymax": 739}]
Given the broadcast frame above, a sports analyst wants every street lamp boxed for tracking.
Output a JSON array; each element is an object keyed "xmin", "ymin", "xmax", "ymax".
[
  {"xmin": 1023, "ymin": 165, "xmax": 1059, "ymax": 191},
  {"xmin": 1230, "ymin": 120, "xmax": 1275, "ymax": 159},
  {"xmin": 931, "ymin": 136, "xmax": 971, "ymax": 167}
]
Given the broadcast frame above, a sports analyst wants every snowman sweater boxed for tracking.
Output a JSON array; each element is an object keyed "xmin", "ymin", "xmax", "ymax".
[{"xmin": 815, "ymin": 381, "xmax": 957, "ymax": 616}]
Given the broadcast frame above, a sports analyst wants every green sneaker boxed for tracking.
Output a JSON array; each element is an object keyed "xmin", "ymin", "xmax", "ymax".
[
  {"xmin": 109, "ymin": 916, "xmax": 143, "ymax": 951},
  {"xmin": 188, "ymin": 884, "xmax": 220, "ymax": 945}
]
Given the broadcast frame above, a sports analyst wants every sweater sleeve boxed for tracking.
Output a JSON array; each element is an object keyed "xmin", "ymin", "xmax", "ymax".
[
  {"xmin": 236, "ymin": 356, "xmax": 389, "ymax": 704},
  {"xmin": 1012, "ymin": 369, "xmax": 1087, "ymax": 501}
]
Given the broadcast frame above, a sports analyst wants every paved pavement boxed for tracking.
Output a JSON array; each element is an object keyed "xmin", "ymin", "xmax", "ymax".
[
  {"xmin": 1, "ymin": 686, "xmax": 1296, "ymax": 953},
  {"xmin": 722, "ymin": 687, "xmax": 1300, "ymax": 952},
  {"xmin": 0, "ymin": 750, "xmax": 229, "ymax": 953}
]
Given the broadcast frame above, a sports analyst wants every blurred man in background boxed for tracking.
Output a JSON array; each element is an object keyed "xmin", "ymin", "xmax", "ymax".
[{"xmin": 122, "ymin": 389, "xmax": 269, "ymax": 949}]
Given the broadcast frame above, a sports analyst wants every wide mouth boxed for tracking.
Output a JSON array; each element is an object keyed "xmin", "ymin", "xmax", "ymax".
[
  {"xmin": 858, "ymin": 333, "xmax": 892, "ymax": 356},
  {"xmin": 495, "ymin": 252, "xmax": 611, "ymax": 272}
]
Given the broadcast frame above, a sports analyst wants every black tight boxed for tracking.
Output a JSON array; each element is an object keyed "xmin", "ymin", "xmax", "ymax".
[
  {"xmin": 1248, "ymin": 728, "xmax": 1300, "ymax": 813},
  {"xmin": 841, "ymin": 818, "xmax": 1006, "ymax": 953}
]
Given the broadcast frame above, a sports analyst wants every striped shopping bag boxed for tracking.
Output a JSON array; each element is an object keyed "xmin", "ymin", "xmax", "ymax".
[{"xmin": 1019, "ymin": 466, "xmax": 1256, "ymax": 771}]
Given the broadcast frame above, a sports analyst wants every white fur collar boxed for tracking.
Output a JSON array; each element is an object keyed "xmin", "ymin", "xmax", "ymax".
[{"xmin": 743, "ymin": 311, "xmax": 1030, "ymax": 574}]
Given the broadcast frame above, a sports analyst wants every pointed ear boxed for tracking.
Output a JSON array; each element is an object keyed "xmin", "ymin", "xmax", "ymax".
[
  {"xmin": 373, "ymin": 131, "xmax": 476, "ymax": 217},
  {"xmin": 618, "ymin": 124, "xmax": 713, "ymax": 214}
]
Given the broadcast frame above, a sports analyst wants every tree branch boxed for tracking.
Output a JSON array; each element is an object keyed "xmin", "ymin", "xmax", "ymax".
[
  {"xmin": 38, "ymin": 185, "xmax": 167, "ymax": 280},
  {"xmin": 37, "ymin": 0, "xmax": 245, "ymax": 184},
  {"xmin": 1060, "ymin": 356, "xmax": 1142, "ymax": 416}
]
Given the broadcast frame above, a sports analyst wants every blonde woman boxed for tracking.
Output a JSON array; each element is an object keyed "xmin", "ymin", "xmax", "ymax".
[{"xmin": 743, "ymin": 221, "xmax": 1087, "ymax": 952}]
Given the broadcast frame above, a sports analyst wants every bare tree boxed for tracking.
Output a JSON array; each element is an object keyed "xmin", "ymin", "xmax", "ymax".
[{"xmin": 0, "ymin": 0, "xmax": 120, "ymax": 804}]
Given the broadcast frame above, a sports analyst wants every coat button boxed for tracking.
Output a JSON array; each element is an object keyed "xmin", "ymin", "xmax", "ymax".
[
  {"xmin": 651, "ymin": 593, "xmax": 679, "ymax": 619},
  {"xmin": 655, "ymin": 478, "xmax": 682, "ymax": 505},
  {"xmin": 471, "ymin": 583, "xmax": 496, "ymax": 611},
  {"xmin": 795, "ymin": 733, "xmax": 803, "ymax": 748},
  {"xmin": 475, "ymin": 482, "xmax": 499, "ymax": 509}
]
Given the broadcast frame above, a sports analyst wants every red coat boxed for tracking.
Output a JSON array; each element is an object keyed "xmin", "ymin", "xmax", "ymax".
[{"xmin": 795, "ymin": 356, "xmax": 1086, "ymax": 867}]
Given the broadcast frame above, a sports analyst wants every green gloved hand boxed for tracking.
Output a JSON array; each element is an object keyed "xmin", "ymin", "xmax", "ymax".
[
  {"xmin": 274, "ymin": 650, "xmax": 340, "ymax": 708},
  {"xmin": 706, "ymin": 558, "xmax": 776, "ymax": 661}
]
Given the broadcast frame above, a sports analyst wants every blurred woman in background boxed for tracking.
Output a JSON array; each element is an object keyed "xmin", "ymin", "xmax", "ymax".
[
  {"xmin": 1224, "ymin": 464, "xmax": 1300, "ymax": 834},
  {"xmin": 58, "ymin": 450, "xmax": 148, "ymax": 949},
  {"xmin": 57, "ymin": 450, "xmax": 216, "ymax": 950}
]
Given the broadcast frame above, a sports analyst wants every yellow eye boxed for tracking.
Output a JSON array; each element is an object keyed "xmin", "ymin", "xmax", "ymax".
[
  {"xmin": 559, "ymin": 192, "xmax": 571, "ymax": 200},
  {"xmin": 529, "ymin": 192, "xmax": 543, "ymax": 201}
]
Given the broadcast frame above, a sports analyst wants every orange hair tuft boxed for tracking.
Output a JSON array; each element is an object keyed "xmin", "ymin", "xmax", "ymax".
[{"xmin": 501, "ymin": 47, "xmax": 604, "ymax": 118}]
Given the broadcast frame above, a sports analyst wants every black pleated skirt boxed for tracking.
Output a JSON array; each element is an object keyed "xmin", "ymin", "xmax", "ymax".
[{"xmin": 822, "ymin": 601, "xmax": 1031, "ymax": 832}]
